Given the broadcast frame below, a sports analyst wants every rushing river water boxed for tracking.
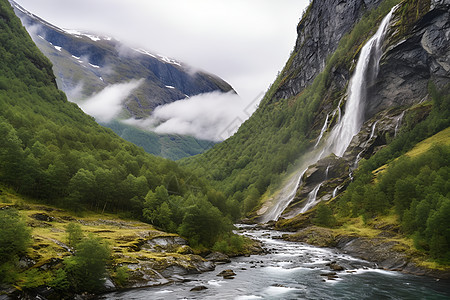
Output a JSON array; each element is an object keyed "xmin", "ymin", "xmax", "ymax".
[{"xmin": 103, "ymin": 225, "xmax": 450, "ymax": 300}]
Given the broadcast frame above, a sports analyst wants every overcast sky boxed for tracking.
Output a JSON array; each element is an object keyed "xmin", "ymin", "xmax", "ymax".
[{"xmin": 15, "ymin": 0, "xmax": 309, "ymax": 101}]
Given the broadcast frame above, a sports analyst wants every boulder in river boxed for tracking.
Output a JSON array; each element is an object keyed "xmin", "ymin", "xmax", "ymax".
[
  {"xmin": 217, "ymin": 269, "xmax": 236, "ymax": 279},
  {"xmin": 190, "ymin": 285, "xmax": 208, "ymax": 291},
  {"xmin": 205, "ymin": 252, "xmax": 231, "ymax": 264}
]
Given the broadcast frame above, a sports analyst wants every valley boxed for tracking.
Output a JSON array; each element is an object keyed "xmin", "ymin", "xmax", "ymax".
[{"xmin": 0, "ymin": 0, "xmax": 449, "ymax": 298}]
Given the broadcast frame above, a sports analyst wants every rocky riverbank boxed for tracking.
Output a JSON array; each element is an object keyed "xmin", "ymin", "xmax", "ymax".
[
  {"xmin": 281, "ymin": 224, "xmax": 450, "ymax": 279},
  {"xmin": 0, "ymin": 196, "xmax": 263, "ymax": 299}
]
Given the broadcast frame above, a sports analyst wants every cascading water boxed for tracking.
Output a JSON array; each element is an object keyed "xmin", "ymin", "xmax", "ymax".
[
  {"xmin": 369, "ymin": 121, "xmax": 378, "ymax": 140},
  {"xmin": 322, "ymin": 8, "xmax": 395, "ymax": 158},
  {"xmin": 337, "ymin": 100, "xmax": 342, "ymax": 123},
  {"xmin": 261, "ymin": 169, "xmax": 307, "ymax": 222},
  {"xmin": 332, "ymin": 186, "xmax": 339, "ymax": 198},
  {"xmin": 262, "ymin": 7, "xmax": 397, "ymax": 222},
  {"xmin": 300, "ymin": 183, "xmax": 322, "ymax": 213},
  {"xmin": 394, "ymin": 111, "xmax": 405, "ymax": 137},
  {"xmin": 314, "ymin": 113, "xmax": 329, "ymax": 148}
]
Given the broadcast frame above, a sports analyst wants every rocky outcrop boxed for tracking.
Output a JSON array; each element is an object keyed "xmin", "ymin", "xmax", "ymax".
[
  {"xmin": 283, "ymin": 226, "xmax": 450, "ymax": 279},
  {"xmin": 366, "ymin": 0, "xmax": 450, "ymax": 119},
  {"xmin": 114, "ymin": 234, "xmax": 215, "ymax": 288},
  {"xmin": 273, "ymin": 0, "xmax": 383, "ymax": 101}
]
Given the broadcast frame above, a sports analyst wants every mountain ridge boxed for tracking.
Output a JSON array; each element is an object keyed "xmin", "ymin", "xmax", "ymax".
[{"xmin": 9, "ymin": 0, "xmax": 232, "ymax": 160}]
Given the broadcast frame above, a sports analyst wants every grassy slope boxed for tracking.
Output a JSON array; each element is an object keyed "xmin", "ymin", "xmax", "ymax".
[
  {"xmin": 373, "ymin": 127, "xmax": 450, "ymax": 177},
  {"xmin": 0, "ymin": 186, "xmax": 208, "ymax": 289}
]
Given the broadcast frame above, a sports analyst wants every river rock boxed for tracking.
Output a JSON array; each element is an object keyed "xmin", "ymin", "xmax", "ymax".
[
  {"xmin": 217, "ymin": 269, "xmax": 236, "ymax": 279},
  {"xmin": 329, "ymin": 262, "xmax": 345, "ymax": 271},
  {"xmin": 190, "ymin": 285, "xmax": 208, "ymax": 291},
  {"xmin": 205, "ymin": 252, "xmax": 231, "ymax": 264}
]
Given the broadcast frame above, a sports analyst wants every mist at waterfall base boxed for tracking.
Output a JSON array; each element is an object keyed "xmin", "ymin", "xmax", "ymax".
[
  {"xmin": 261, "ymin": 6, "xmax": 397, "ymax": 222},
  {"xmin": 102, "ymin": 226, "xmax": 450, "ymax": 300}
]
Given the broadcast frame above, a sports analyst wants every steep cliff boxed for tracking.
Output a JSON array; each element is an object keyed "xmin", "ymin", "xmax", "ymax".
[{"xmin": 273, "ymin": 0, "xmax": 383, "ymax": 101}]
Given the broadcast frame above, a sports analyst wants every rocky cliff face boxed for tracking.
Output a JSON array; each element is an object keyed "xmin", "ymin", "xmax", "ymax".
[
  {"xmin": 273, "ymin": 0, "xmax": 383, "ymax": 101},
  {"xmin": 368, "ymin": 0, "xmax": 450, "ymax": 118}
]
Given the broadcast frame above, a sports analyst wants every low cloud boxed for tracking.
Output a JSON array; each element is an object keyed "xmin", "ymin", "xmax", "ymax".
[
  {"xmin": 79, "ymin": 79, "xmax": 144, "ymax": 123},
  {"xmin": 124, "ymin": 91, "xmax": 261, "ymax": 141}
]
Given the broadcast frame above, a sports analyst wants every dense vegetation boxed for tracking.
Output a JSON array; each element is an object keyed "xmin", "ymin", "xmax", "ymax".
[
  {"xmin": 0, "ymin": 0, "xmax": 235, "ymax": 250},
  {"xmin": 182, "ymin": 0, "xmax": 402, "ymax": 215},
  {"xmin": 0, "ymin": 209, "xmax": 31, "ymax": 285},
  {"xmin": 335, "ymin": 84, "xmax": 450, "ymax": 261},
  {"xmin": 55, "ymin": 224, "xmax": 111, "ymax": 293}
]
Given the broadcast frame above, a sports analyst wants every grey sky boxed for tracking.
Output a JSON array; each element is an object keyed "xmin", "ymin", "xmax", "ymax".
[{"xmin": 14, "ymin": 0, "xmax": 309, "ymax": 101}]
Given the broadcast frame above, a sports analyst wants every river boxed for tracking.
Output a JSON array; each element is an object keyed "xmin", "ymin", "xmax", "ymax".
[{"xmin": 102, "ymin": 225, "xmax": 450, "ymax": 299}]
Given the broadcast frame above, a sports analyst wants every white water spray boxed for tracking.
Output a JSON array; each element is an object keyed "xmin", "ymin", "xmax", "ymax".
[
  {"xmin": 332, "ymin": 186, "xmax": 339, "ymax": 198},
  {"xmin": 369, "ymin": 121, "xmax": 378, "ymax": 141},
  {"xmin": 354, "ymin": 120, "xmax": 378, "ymax": 168},
  {"xmin": 261, "ymin": 169, "xmax": 307, "ymax": 222}
]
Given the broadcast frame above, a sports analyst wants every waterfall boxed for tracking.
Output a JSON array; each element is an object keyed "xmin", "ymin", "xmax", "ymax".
[
  {"xmin": 262, "ymin": 7, "xmax": 396, "ymax": 222},
  {"xmin": 314, "ymin": 114, "xmax": 329, "ymax": 148},
  {"xmin": 323, "ymin": 8, "xmax": 395, "ymax": 157},
  {"xmin": 336, "ymin": 99, "xmax": 343, "ymax": 123},
  {"xmin": 394, "ymin": 111, "xmax": 405, "ymax": 137},
  {"xmin": 332, "ymin": 186, "xmax": 339, "ymax": 198},
  {"xmin": 369, "ymin": 121, "xmax": 378, "ymax": 141},
  {"xmin": 325, "ymin": 165, "xmax": 330, "ymax": 179},
  {"xmin": 300, "ymin": 183, "xmax": 322, "ymax": 213},
  {"xmin": 353, "ymin": 151, "xmax": 363, "ymax": 169},
  {"xmin": 261, "ymin": 168, "xmax": 307, "ymax": 222}
]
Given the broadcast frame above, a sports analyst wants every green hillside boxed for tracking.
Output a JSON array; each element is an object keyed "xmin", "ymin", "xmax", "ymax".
[{"xmin": 0, "ymin": 0, "xmax": 244, "ymax": 293}]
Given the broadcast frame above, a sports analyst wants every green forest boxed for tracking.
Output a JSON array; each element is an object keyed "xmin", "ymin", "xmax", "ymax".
[
  {"xmin": 335, "ymin": 84, "xmax": 450, "ymax": 261},
  {"xmin": 0, "ymin": 0, "xmax": 238, "ymax": 258}
]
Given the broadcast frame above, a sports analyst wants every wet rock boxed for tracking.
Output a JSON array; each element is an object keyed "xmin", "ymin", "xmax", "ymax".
[
  {"xmin": 217, "ymin": 269, "xmax": 236, "ymax": 279},
  {"xmin": 320, "ymin": 272, "xmax": 339, "ymax": 280},
  {"xmin": 103, "ymin": 277, "xmax": 116, "ymax": 291},
  {"xmin": 170, "ymin": 275, "xmax": 192, "ymax": 283},
  {"xmin": 190, "ymin": 285, "xmax": 208, "ymax": 291},
  {"xmin": 273, "ymin": 0, "xmax": 383, "ymax": 101},
  {"xmin": 205, "ymin": 252, "xmax": 231, "ymax": 264},
  {"xmin": 329, "ymin": 262, "xmax": 345, "ymax": 271}
]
